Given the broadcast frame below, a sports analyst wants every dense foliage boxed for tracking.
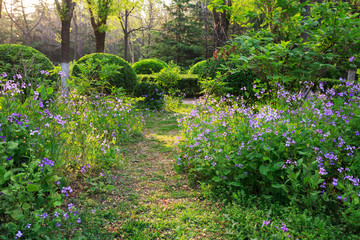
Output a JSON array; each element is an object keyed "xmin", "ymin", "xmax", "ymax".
[
  {"xmin": 212, "ymin": 2, "xmax": 360, "ymax": 98},
  {"xmin": 0, "ymin": 71, "xmax": 145, "ymax": 238},
  {"xmin": 139, "ymin": 74, "xmax": 200, "ymax": 97},
  {"xmin": 188, "ymin": 60, "xmax": 207, "ymax": 75},
  {"xmin": 133, "ymin": 81, "xmax": 164, "ymax": 110},
  {"xmin": 176, "ymin": 81, "xmax": 360, "ymax": 232},
  {"xmin": 132, "ymin": 59, "xmax": 167, "ymax": 74},
  {"xmin": 0, "ymin": 44, "xmax": 55, "ymax": 93},
  {"xmin": 72, "ymin": 53, "xmax": 137, "ymax": 94}
]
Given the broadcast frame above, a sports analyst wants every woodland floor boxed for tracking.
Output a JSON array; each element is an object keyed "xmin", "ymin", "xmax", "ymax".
[{"xmin": 69, "ymin": 107, "xmax": 230, "ymax": 239}]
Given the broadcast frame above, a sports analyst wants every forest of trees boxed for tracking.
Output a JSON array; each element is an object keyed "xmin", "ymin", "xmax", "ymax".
[{"xmin": 0, "ymin": 0, "xmax": 359, "ymax": 68}]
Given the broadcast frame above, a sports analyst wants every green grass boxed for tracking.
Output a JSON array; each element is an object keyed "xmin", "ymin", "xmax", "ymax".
[{"xmin": 58, "ymin": 102, "xmax": 356, "ymax": 239}]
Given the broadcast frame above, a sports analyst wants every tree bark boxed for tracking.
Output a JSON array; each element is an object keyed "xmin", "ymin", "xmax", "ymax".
[
  {"xmin": 55, "ymin": 0, "xmax": 76, "ymax": 97},
  {"xmin": 124, "ymin": 9, "xmax": 129, "ymax": 61},
  {"xmin": 300, "ymin": 0, "xmax": 311, "ymax": 42},
  {"xmin": 87, "ymin": 0, "xmax": 110, "ymax": 53},
  {"xmin": 212, "ymin": 0, "xmax": 231, "ymax": 49},
  {"xmin": 0, "ymin": 0, "xmax": 3, "ymax": 18},
  {"xmin": 347, "ymin": 69, "xmax": 356, "ymax": 81},
  {"xmin": 94, "ymin": 30, "xmax": 106, "ymax": 53}
]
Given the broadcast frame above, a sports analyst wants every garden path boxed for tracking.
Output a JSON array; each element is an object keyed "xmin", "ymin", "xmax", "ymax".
[{"xmin": 73, "ymin": 109, "xmax": 229, "ymax": 239}]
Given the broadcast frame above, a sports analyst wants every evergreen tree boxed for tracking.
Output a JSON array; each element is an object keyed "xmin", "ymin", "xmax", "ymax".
[{"xmin": 148, "ymin": 0, "xmax": 207, "ymax": 68}]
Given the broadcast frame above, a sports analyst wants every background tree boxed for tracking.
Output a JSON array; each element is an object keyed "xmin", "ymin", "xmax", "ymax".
[
  {"xmin": 55, "ymin": 0, "xmax": 76, "ymax": 96},
  {"xmin": 86, "ymin": 0, "xmax": 115, "ymax": 52},
  {"xmin": 4, "ymin": 0, "xmax": 45, "ymax": 45},
  {"xmin": 148, "ymin": 0, "xmax": 206, "ymax": 68},
  {"xmin": 1, "ymin": 0, "xmax": 3, "ymax": 18},
  {"xmin": 209, "ymin": 0, "xmax": 231, "ymax": 49}
]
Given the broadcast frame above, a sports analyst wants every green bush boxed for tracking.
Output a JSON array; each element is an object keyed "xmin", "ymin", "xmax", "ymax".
[
  {"xmin": 188, "ymin": 60, "xmax": 207, "ymax": 75},
  {"xmin": 133, "ymin": 81, "xmax": 164, "ymax": 110},
  {"xmin": 0, "ymin": 44, "xmax": 55, "ymax": 91},
  {"xmin": 138, "ymin": 74, "xmax": 201, "ymax": 97},
  {"xmin": 155, "ymin": 61, "xmax": 181, "ymax": 92},
  {"xmin": 177, "ymin": 75, "xmax": 201, "ymax": 97},
  {"xmin": 137, "ymin": 74, "xmax": 156, "ymax": 82},
  {"xmin": 72, "ymin": 53, "xmax": 137, "ymax": 94},
  {"xmin": 132, "ymin": 59, "xmax": 167, "ymax": 74},
  {"xmin": 199, "ymin": 58, "xmax": 259, "ymax": 100}
]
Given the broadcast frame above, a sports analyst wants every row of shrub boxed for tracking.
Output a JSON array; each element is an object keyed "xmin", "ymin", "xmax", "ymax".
[
  {"xmin": 138, "ymin": 74, "xmax": 200, "ymax": 97},
  {"xmin": 1, "ymin": 44, "xmax": 350, "ymax": 108}
]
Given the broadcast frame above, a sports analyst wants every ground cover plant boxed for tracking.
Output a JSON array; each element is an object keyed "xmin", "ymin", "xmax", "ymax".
[
  {"xmin": 175, "ymin": 80, "xmax": 360, "ymax": 237},
  {"xmin": 0, "ymin": 70, "xmax": 145, "ymax": 239}
]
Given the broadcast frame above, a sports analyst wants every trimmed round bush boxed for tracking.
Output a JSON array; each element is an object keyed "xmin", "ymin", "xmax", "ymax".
[
  {"xmin": 72, "ymin": 53, "xmax": 137, "ymax": 94},
  {"xmin": 133, "ymin": 59, "xmax": 167, "ymax": 74},
  {"xmin": 0, "ymin": 44, "xmax": 55, "ymax": 84},
  {"xmin": 188, "ymin": 60, "xmax": 207, "ymax": 75},
  {"xmin": 133, "ymin": 81, "xmax": 164, "ymax": 110}
]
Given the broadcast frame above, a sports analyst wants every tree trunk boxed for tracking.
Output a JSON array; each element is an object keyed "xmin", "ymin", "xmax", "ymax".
[
  {"xmin": 88, "ymin": 4, "xmax": 107, "ymax": 53},
  {"xmin": 95, "ymin": 30, "xmax": 106, "ymax": 53},
  {"xmin": 60, "ymin": 19, "xmax": 72, "ymax": 96},
  {"xmin": 129, "ymin": 39, "xmax": 135, "ymax": 64},
  {"xmin": 55, "ymin": 0, "xmax": 75, "ymax": 97},
  {"xmin": 300, "ymin": 0, "xmax": 311, "ymax": 42},
  {"xmin": 124, "ymin": 9, "xmax": 129, "ymax": 61},
  {"xmin": 202, "ymin": 0, "xmax": 209, "ymax": 58},
  {"xmin": 212, "ymin": 0, "xmax": 231, "ymax": 49},
  {"xmin": 0, "ymin": 0, "xmax": 3, "ymax": 18},
  {"xmin": 347, "ymin": 69, "xmax": 356, "ymax": 81}
]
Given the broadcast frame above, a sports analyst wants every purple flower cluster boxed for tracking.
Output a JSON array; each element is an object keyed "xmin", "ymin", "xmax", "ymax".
[
  {"xmin": 61, "ymin": 186, "xmax": 73, "ymax": 197},
  {"xmin": 38, "ymin": 157, "xmax": 55, "ymax": 170},
  {"xmin": 177, "ymin": 79, "xmax": 360, "ymax": 207}
]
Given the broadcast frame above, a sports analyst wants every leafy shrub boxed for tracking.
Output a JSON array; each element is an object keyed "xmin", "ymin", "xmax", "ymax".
[
  {"xmin": 137, "ymin": 74, "xmax": 156, "ymax": 82},
  {"xmin": 133, "ymin": 82, "xmax": 164, "ymax": 110},
  {"xmin": 0, "ymin": 71, "xmax": 145, "ymax": 238},
  {"xmin": 216, "ymin": 2, "xmax": 360, "ymax": 97},
  {"xmin": 138, "ymin": 74, "xmax": 201, "ymax": 97},
  {"xmin": 188, "ymin": 60, "xmax": 207, "ymax": 75},
  {"xmin": 197, "ymin": 58, "xmax": 259, "ymax": 101},
  {"xmin": 133, "ymin": 59, "xmax": 167, "ymax": 74},
  {"xmin": 0, "ymin": 44, "xmax": 55, "ymax": 93},
  {"xmin": 155, "ymin": 61, "xmax": 181, "ymax": 92},
  {"xmin": 176, "ymin": 81, "xmax": 360, "ymax": 231},
  {"xmin": 72, "ymin": 53, "xmax": 137, "ymax": 94},
  {"xmin": 176, "ymin": 74, "xmax": 201, "ymax": 97}
]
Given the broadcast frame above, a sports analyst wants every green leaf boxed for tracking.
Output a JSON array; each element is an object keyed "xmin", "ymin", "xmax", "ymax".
[
  {"xmin": 259, "ymin": 165, "xmax": 270, "ymax": 176},
  {"xmin": 22, "ymin": 203, "xmax": 30, "ymax": 211},
  {"xmin": 4, "ymin": 171, "xmax": 13, "ymax": 181},
  {"xmin": 46, "ymin": 87, "xmax": 54, "ymax": 95},
  {"xmin": 54, "ymin": 201, "xmax": 62, "ymax": 207},
  {"xmin": 11, "ymin": 208, "xmax": 24, "ymax": 220},
  {"xmin": 27, "ymin": 184, "xmax": 40, "ymax": 192},
  {"xmin": 230, "ymin": 182, "xmax": 241, "ymax": 187},
  {"xmin": 7, "ymin": 141, "xmax": 19, "ymax": 150},
  {"xmin": 105, "ymin": 185, "xmax": 116, "ymax": 192},
  {"xmin": 40, "ymin": 86, "xmax": 47, "ymax": 100}
]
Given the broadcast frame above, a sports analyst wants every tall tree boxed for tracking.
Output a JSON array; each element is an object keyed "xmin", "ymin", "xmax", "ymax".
[
  {"xmin": 1, "ymin": 0, "xmax": 3, "ymax": 18},
  {"xmin": 118, "ymin": 1, "xmax": 148, "ymax": 62},
  {"xmin": 149, "ymin": 0, "xmax": 205, "ymax": 67},
  {"xmin": 4, "ymin": 0, "xmax": 45, "ymax": 45},
  {"xmin": 210, "ymin": 0, "xmax": 231, "ymax": 49},
  {"xmin": 86, "ymin": 0, "xmax": 114, "ymax": 52},
  {"xmin": 55, "ymin": 0, "xmax": 76, "ymax": 96}
]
